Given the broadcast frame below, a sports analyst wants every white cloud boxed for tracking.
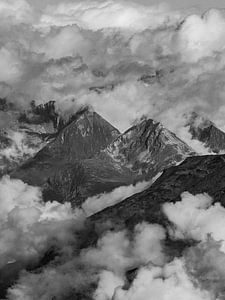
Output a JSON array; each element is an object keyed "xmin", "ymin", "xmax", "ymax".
[
  {"xmin": 41, "ymin": 26, "xmax": 90, "ymax": 60},
  {"xmin": 39, "ymin": 1, "xmax": 181, "ymax": 31},
  {"xmin": 0, "ymin": 176, "xmax": 84, "ymax": 267},
  {"xmin": 82, "ymin": 222, "xmax": 166, "ymax": 275},
  {"xmin": 82, "ymin": 181, "xmax": 150, "ymax": 216},
  {"xmin": 177, "ymin": 9, "xmax": 225, "ymax": 62},
  {"xmin": 163, "ymin": 192, "xmax": 225, "ymax": 252},
  {"xmin": 114, "ymin": 258, "xmax": 212, "ymax": 300},
  {"xmin": 0, "ymin": 0, "xmax": 33, "ymax": 25},
  {"xmin": 94, "ymin": 270, "xmax": 124, "ymax": 300},
  {"xmin": 0, "ymin": 47, "xmax": 23, "ymax": 84},
  {"xmin": 0, "ymin": 1, "xmax": 225, "ymax": 145}
]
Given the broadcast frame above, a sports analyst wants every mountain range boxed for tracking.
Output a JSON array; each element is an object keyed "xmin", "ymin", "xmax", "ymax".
[
  {"xmin": 10, "ymin": 104, "xmax": 196, "ymax": 202},
  {"xmin": 0, "ymin": 100, "xmax": 224, "ymax": 204},
  {"xmin": 2, "ymin": 99, "xmax": 225, "ymax": 298}
]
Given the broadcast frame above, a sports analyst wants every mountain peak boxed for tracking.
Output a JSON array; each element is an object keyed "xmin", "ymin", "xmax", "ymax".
[
  {"xmin": 186, "ymin": 111, "xmax": 213, "ymax": 130},
  {"xmin": 186, "ymin": 112, "xmax": 225, "ymax": 153},
  {"xmin": 12, "ymin": 108, "xmax": 121, "ymax": 190},
  {"xmin": 101, "ymin": 117, "xmax": 195, "ymax": 178},
  {"xmin": 54, "ymin": 108, "xmax": 120, "ymax": 157}
]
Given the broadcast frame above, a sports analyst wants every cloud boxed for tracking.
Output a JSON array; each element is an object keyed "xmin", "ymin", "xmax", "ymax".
[
  {"xmin": 82, "ymin": 181, "xmax": 150, "ymax": 216},
  {"xmin": 39, "ymin": 1, "xmax": 181, "ymax": 31},
  {"xmin": 185, "ymin": 237, "xmax": 225, "ymax": 299},
  {"xmin": 163, "ymin": 193, "xmax": 225, "ymax": 299},
  {"xmin": 0, "ymin": 0, "xmax": 34, "ymax": 25},
  {"xmin": 6, "ymin": 221, "xmax": 166, "ymax": 300},
  {"xmin": 163, "ymin": 192, "xmax": 225, "ymax": 252},
  {"xmin": 0, "ymin": 82, "xmax": 12, "ymax": 98},
  {"xmin": 89, "ymin": 193, "xmax": 225, "ymax": 300},
  {"xmin": 113, "ymin": 258, "xmax": 212, "ymax": 300},
  {"xmin": 0, "ymin": 176, "xmax": 84, "ymax": 268},
  {"xmin": 0, "ymin": 131, "xmax": 40, "ymax": 165},
  {"xmin": 177, "ymin": 9, "xmax": 225, "ymax": 62},
  {"xmin": 6, "ymin": 188, "xmax": 225, "ymax": 300},
  {"xmin": 1, "ymin": 1, "xmax": 225, "ymax": 149},
  {"xmin": 94, "ymin": 270, "xmax": 124, "ymax": 300},
  {"xmin": 81, "ymin": 222, "xmax": 166, "ymax": 275},
  {"xmin": 0, "ymin": 47, "xmax": 23, "ymax": 84},
  {"xmin": 41, "ymin": 26, "xmax": 90, "ymax": 60},
  {"xmin": 6, "ymin": 258, "xmax": 96, "ymax": 300}
]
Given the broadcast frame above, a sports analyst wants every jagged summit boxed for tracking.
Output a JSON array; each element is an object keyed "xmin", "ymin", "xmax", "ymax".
[
  {"xmin": 100, "ymin": 117, "xmax": 195, "ymax": 178},
  {"xmin": 12, "ymin": 107, "xmax": 125, "ymax": 197},
  {"xmin": 44, "ymin": 107, "xmax": 120, "ymax": 161},
  {"xmin": 0, "ymin": 100, "xmax": 120, "ymax": 173},
  {"xmin": 186, "ymin": 112, "xmax": 225, "ymax": 153}
]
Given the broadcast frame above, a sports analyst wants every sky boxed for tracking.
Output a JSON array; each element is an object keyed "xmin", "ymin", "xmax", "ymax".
[
  {"xmin": 141, "ymin": 0, "xmax": 225, "ymax": 11},
  {"xmin": 28, "ymin": 0, "xmax": 225, "ymax": 12},
  {"xmin": 2, "ymin": 0, "xmax": 225, "ymax": 145}
]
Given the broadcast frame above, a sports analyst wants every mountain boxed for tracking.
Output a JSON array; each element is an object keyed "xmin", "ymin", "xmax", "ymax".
[
  {"xmin": 13, "ymin": 114, "xmax": 196, "ymax": 203},
  {"xmin": 12, "ymin": 108, "xmax": 130, "ymax": 201},
  {"xmin": 89, "ymin": 154, "xmax": 225, "ymax": 229},
  {"xmin": 186, "ymin": 112, "xmax": 225, "ymax": 153},
  {"xmin": 99, "ymin": 118, "xmax": 195, "ymax": 178},
  {"xmin": 38, "ymin": 107, "xmax": 119, "ymax": 161}
]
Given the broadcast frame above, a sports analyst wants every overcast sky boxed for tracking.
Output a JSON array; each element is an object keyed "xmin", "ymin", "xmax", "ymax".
[
  {"xmin": 2, "ymin": 0, "xmax": 225, "ymax": 135},
  {"xmin": 127, "ymin": 0, "xmax": 224, "ymax": 12},
  {"xmin": 27, "ymin": 0, "xmax": 225, "ymax": 12}
]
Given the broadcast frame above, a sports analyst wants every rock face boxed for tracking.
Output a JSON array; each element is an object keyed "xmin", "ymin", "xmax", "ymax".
[
  {"xmin": 100, "ymin": 118, "xmax": 195, "ymax": 178},
  {"xmin": 186, "ymin": 112, "xmax": 225, "ymax": 153},
  {"xmin": 90, "ymin": 154, "xmax": 225, "ymax": 229}
]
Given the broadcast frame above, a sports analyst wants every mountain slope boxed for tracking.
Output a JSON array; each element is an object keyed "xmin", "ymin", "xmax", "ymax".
[
  {"xmin": 100, "ymin": 118, "xmax": 195, "ymax": 178},
  {"xmin": 90, "ymin": 154, "xmax": 225, "ymax": 229},
  {"xmin": 186, "ymin": 112, "xmax": 225, "ymax": 153}
]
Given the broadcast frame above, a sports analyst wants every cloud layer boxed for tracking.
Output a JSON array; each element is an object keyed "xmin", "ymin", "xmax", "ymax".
[
  {"xmin": 6, "ymin": 189, "xmax": 225, "ymax": 300},
  {"xmin": 0, "ymin": 176, "xmax": 84, "ymax": 268},
  {"xmin": 1, "ymin": 0, "xmax": 225, "ymax": 144},
  {"xmin": 1, "ymin": 173, "xmax": 225, "ymax": 300}
]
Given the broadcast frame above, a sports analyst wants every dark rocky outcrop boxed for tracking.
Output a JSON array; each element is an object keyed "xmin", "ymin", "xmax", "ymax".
[{"xmin": 90, "ymin": 154, "xmax": 225, "ymax": 229}]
